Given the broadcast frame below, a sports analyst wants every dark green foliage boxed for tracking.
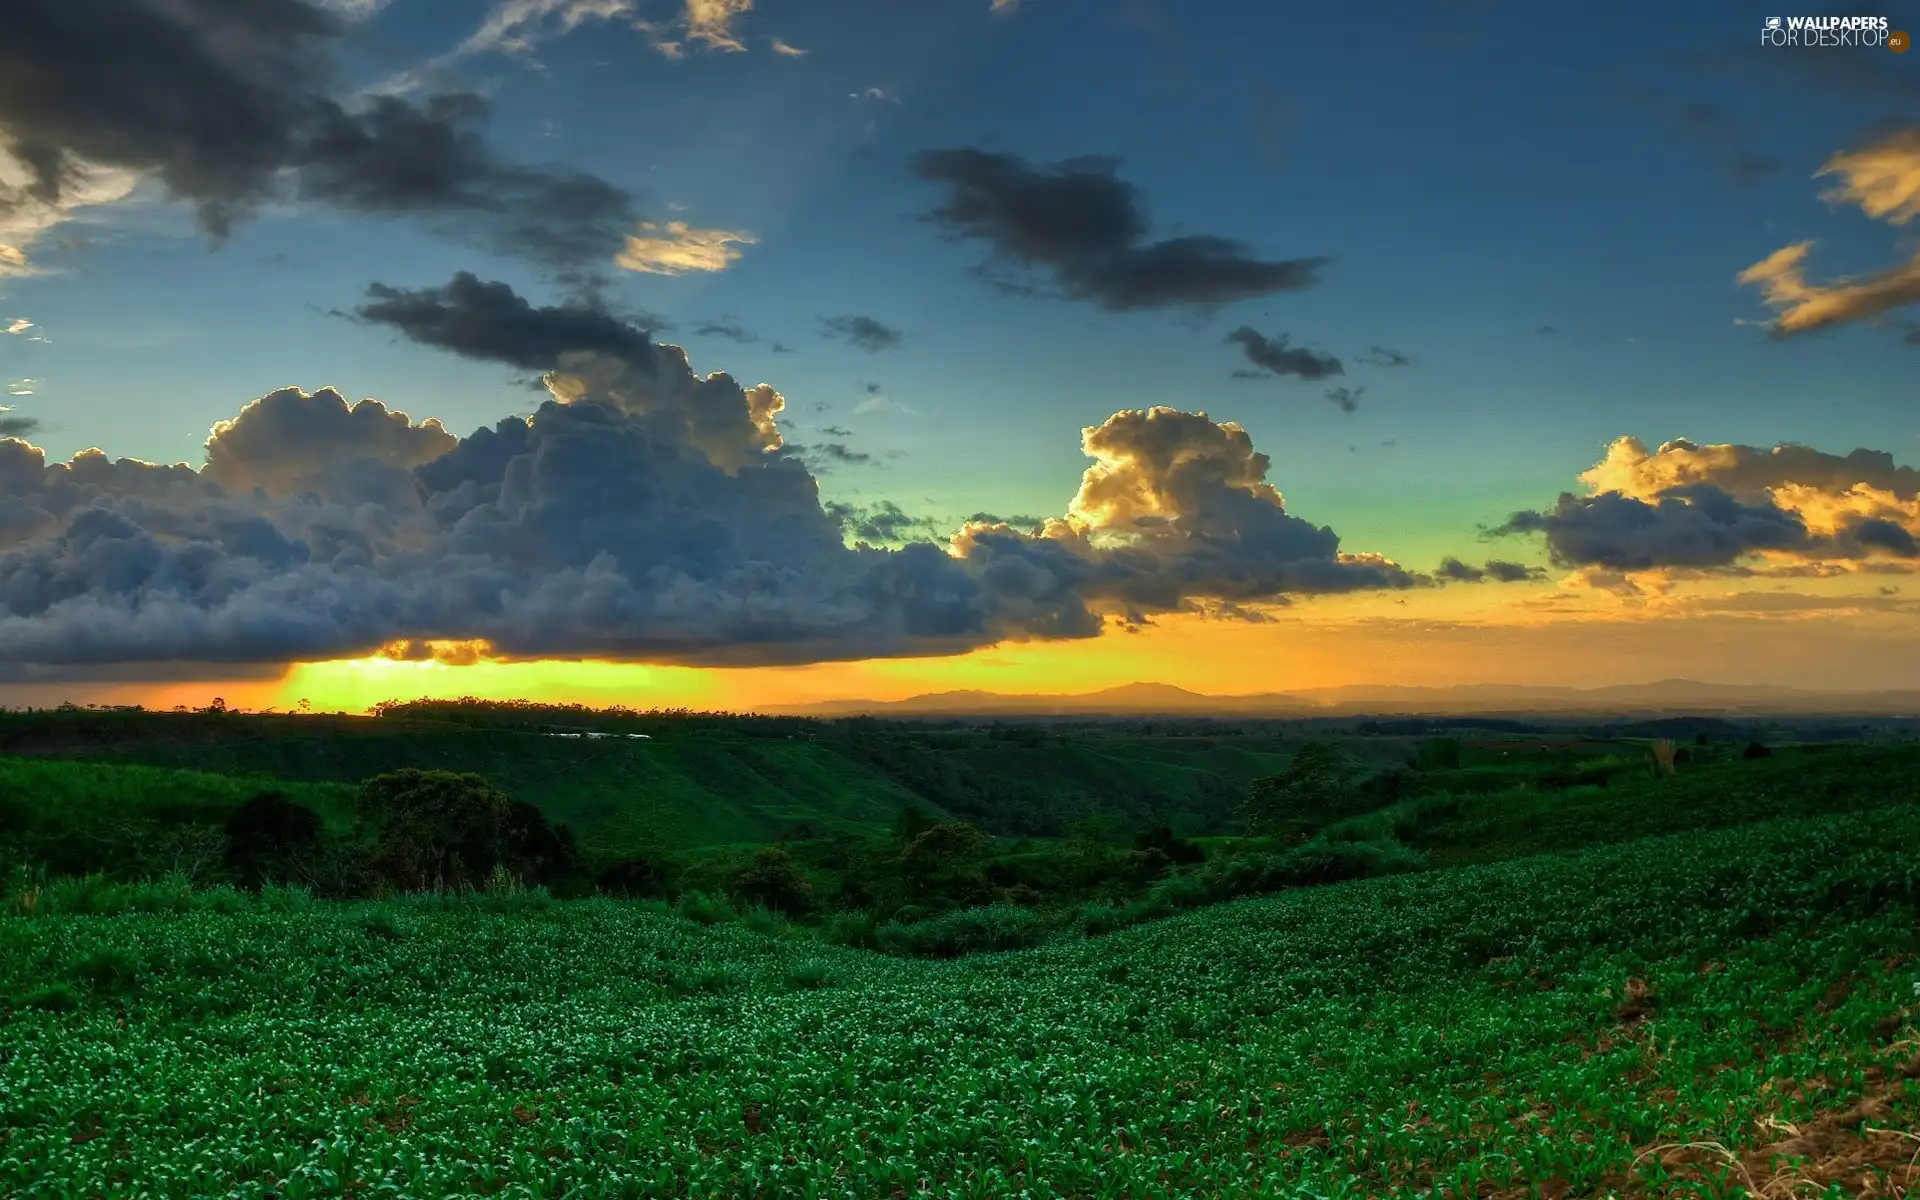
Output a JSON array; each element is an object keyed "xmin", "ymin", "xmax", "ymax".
[
  {"xmin": 874, "ymin": 903, "xmax": 1047, "ymax": 958},
  {"xmin": 1237, "ymin": 741, "xmax": 1355, "ymax": 837},
  {"xmin": 1133, "ymin": 823, "xmax": 1205, "ymax": 865},
  {"xmin": 902, "ymin": 821, "xmax": 987, "ymax": 869},
  {"xmin": 595, "ymin": 856, "xmax": 666, "ymax": 897},
  {"xmin": 785, "ymin": 959, "xmax": 836, "ymax": 989},
  {"xmin": 730, "ymin": 847, "xmax": 814, "ymax": 916},
  {"xmin": 1743, "ymin": 741, "xmax": 1773, "ymax": 759},
  {"xmin": 1413, "ymin": 737, "xmax": 1464, "ymax": 770},
  {"xmin": 892, "ymin": 803, "xmax": 936, "ymax": 846},
  {"xmin": 222, "ymin": 791, "xmax": 321, "ymax": 888},
  {"xmin": 675, "ymin": 889, "xmax": 735, "ymax": 925},
  {"xmin": 352, "ymin": 770, "xmax": 578, "ymax": 893}
]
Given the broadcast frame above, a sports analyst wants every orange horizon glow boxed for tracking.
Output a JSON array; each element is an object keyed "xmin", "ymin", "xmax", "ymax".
[{"xmin": 29, "ymin": 572, "xmax": 1914, "ymax": 716}]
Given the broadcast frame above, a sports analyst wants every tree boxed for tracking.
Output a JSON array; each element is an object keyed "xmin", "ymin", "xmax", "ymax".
[
  {"xmin": 1237, "ymin": 741, "xmax": 1352, "ymax": 837},
  {"xmin": 352, "ymin": 769, "xmax": 574, "ymax": 892},
  {"xmin": 1743, "ymin": 741, "xmax": 1773, "ymax": 760},
  {"xmin": 731, "ymin": 847, "xmax": 815, "ymax": 915}
]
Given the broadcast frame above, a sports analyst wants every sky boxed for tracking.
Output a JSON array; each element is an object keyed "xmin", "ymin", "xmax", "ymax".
[{"xmin": 1, "ymin": 0, "xmax": 1918, "ymax": 712}]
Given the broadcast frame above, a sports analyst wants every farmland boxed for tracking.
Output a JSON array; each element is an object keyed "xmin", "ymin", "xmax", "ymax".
[
  {"xmin": 3, "ymin": 703, "xmax": 1920, "ymax": 1196},
  {"xmin": 6, "ymin": 804, "xmax": 1920, "ymax": 1197}
]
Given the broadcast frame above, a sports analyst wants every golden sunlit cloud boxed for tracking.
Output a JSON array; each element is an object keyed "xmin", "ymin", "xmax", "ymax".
[
  {"xmin": 1740, "ymin": 127, "xmax": 1920, "ymax": 337},
  {"xmin": 685, "ymin": 0, "xmax": 752, "ymax": 51},
  {"xmin": 1819, "ymin": 127, "xmax": 1920, "ymax": 225},
  {"xmin": 615, "ymin": 220, "xmax": 756, "ymax": 274},
  {"xmin": 768, "ymin": 37, "xmax": 809, "ymax": 56}
]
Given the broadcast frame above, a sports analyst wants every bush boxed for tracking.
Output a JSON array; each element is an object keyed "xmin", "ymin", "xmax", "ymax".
[
  {"xmin": 1133, "ymin": 824, "xmax": 1205, "ymax": 865},
  {"xmin": 1744, "ymin": 742, "xmax": 1773, "ymax": 759},
  {"xmin": 739, "ymin": 905, "xmax": 790, "ymax": 937},
  {"xmin": 596, "ymin": 856, "xmax": 666, "ymax": 898},
  {"xmin": 675, "ymin": 889, "xmax": 735, "ymax": 926},
  {"xmin": 786, "ymin": 959, "xmax": 837, "ymax": 989},
  {"xmin": 729, "ymin": 847, "xmax": 815, "ymax": 916},
  {"xmin": 874, "ymin": 903, "xmax": 1046, "ymax": 958},
  {"xmin": 821, "ymin": 911, "xmax": 878, "ymax": 949}
]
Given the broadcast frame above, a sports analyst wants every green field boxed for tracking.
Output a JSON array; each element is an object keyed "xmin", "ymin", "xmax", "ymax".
[
  {"xmin": 5, "ymin": 805, "xmax": 1919, "ymax": 1197},
  {"xmin": 4, "ymin": 706, "xmax": 1919, "ymax": 1195}
]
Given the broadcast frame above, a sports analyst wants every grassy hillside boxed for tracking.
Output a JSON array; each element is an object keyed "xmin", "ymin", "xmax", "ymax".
[
  {"xmin": 0, "ymin": 757, "xmax": 357, "ymax": 878},
  {"xmin": 58, "ymin": 720, "xmax": 1346, "ymax": 850},
  {"xmin": 7, "ymin": 804, "xmax": 1919, "ymax": 1197},
  {"xmin": 83, "ymin": 729, "xmax": 941, "ymax": 854}
]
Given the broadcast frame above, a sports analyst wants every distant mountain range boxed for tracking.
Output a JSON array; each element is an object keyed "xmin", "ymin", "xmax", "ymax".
[{"xmin": 762, "ymin": 679, "xmax": 1920, "ymax": 717}]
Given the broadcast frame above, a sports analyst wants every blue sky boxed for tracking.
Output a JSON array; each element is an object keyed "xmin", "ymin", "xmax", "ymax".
[{"xmin": 0, "ymin": 0, "xmax": 1916, "ymax": 697}]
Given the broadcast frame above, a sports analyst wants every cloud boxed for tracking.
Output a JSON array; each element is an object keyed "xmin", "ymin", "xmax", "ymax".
[
  {"xmin": 1356, "ymin": 345, "xmax": 1410, "ymax": 368},
  {"xmin": 357, "ymin": 272, "xmax": 785, "ymax": 472},
  {"xmin": 950, "ymin": 407, "xmax": 1423, "ymax": 618},
  {"xmin": 5, "ymin": 383, "xmax": 35, "ymax": 399},
  {"xmin": 3, "ymin": 320, "xmax": 30, "ymax": 336},
  {"xmin": 684, "ymin": 0, "xmax": 754, "ymax": 50},
  {"xmin": 0, "ymin": 404, "xmax": 37, "ymax": 435},
  {"xmin": 1738, "ymin": 241, "xmax": 1920, "ymax": 339},
  {"xmin": 788, "ymin": 441, "xmax": 873, "ymax": 471},
  {"xmin": 1818, "ymin": 127, "xmax": 1920, "ymax": 226},
  {"xmin": 767, "ymin": 37, "xmax": 809, "ymax": 56},
  {"xmin": 615, "ymin": 221, "xmax": 756, "ymax": 275},
  {"xmin": 820, "ymin": 425, "xmax": 853, "ymax": 437},
  {"xmin": 1739, "ymin": 128, "xmax": 1920, "ymax": 338},
  {"xmin": 1436, "ymin": 557, "xmax": 1542, "ymax": 583},
  {"xmin": 0, "ymin": 0, "xmax": 636, "ymax": 274},
  {"xmin": 910, "ymin": 148, "xmax": 1327, "ymax": 311},
  {"xmin": 1535, "ymin": 324, "xmax": 1556, "ymax": 336},
  {"xmin": 0, "ymin": 277, "xmax": 1431, "ymax": 669},
  {"xmin": 821, "ymin": 314, "xmax": 903, "ymax": 352},
  {"xmin": 1223, "ymin": 327, "xmax": 1343, "ymax": 381},
  {"xmin": 865, "ymin": 383, "xmax": 882, "ymax": 394},
  {"xmin": 828, "ymin": 500, "xmax": 943, "ymax": 544},
  {"xmin": 1323, "ymin": 386, "xmax": 1363, "ymax": 414},
  {"xmin": 375, "ymin": 0, "xmax": 636, "ymax": 93},
  {"xmin": 694, "ymin": 319, "xmax": 759, "ymax": 343},
  {"xmin": 1494, "ymin": 435, "xmax": 1920, "ymax": 572}
]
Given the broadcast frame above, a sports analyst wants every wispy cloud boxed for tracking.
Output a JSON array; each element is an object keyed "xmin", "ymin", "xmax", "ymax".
[
  {"xmin": 615, "ymin": 221, "xmax": 755, "ymax": 275},
  {"xmin": 374, "ymin": 0, "xmax": 636, "ymax": 94},
  {"xmin": 768, "ymin": 37, "xmax": 809, "ymax": 56},
  {"xmin": 3, "ymin": 319, "xmax": 32, "ymax": 336},
  {"xmin": 685, "ymin": 0, "xmax": 753, "ymax": 51},
  {"xmin": 1739, "ymin": 128, "xmax": 1920, "ymax": 338}
]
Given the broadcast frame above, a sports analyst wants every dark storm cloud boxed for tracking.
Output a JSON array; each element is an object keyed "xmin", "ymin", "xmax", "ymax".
[
  {"xmin": 1492, "ymin": 486, "xmax": 1919, "ymax": 571},
  {"xmin": 357, "ymin": 273, "xmax": 662, "ymax": 372},
  {"xmin": 821, "ymin": 315, "xmax": 903, "ymax": 352},
  {"xmin": 0, "ymin": 417, "xmax": 40, "ymax": 439},
  {"xmin": 820, "ymin": 425, "xmax": 854, "ymax": 438},
  {"xmin": 0, "ymin": 0, "xmax": 636, "ymax": 272},
  {"xmin": 0, "ymin": 278, "xmax": 1432, "ymax": 668},
  {"xmin": 910, "ymin": 148, "xmax": 1327, "ymax": 311},
  {"xmin": 1224, "ymin": 327, "xmax": 1344, "ymax": 381}
]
